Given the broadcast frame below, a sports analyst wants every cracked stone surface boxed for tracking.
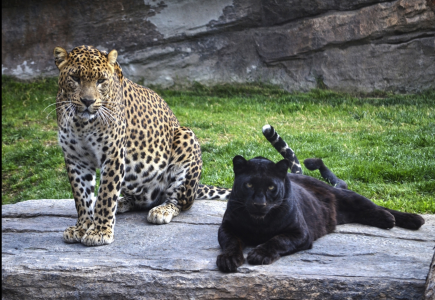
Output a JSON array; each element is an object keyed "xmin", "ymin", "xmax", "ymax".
[
  {"xmin": 2, "ymin": 199, "xmax": 435, "ymax": 300},
  {"xmin": 426, "ymin": 251, "xmax": 435, "ymax": 300},
  {"xmin": 2, "ymin": 0, "xmax": 434, "ymax": 92}
]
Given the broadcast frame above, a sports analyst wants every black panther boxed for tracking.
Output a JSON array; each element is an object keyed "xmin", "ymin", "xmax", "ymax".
[{"xmin": 216, "ymin": 125, "xmax": 425, "ymax": 272}]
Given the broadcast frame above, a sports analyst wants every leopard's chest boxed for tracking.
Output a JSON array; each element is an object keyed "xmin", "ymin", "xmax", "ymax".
[{"xmin": 58, "ymin": 125, "xmax": 116, "ymax": 169}]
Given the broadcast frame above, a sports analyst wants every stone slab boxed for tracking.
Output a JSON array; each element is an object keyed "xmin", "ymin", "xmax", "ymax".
[{"xmin": 2, "ymin": 199, "xmax": 435, "ymax": 300}]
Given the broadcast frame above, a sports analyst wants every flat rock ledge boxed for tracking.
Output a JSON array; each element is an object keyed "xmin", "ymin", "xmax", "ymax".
[{"xmin": 2, "ymin": 199, "xmax": 435, "ymax": 300}]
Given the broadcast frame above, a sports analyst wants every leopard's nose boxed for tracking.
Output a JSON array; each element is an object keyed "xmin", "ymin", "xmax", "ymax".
[{"xmin": 80, "ymin": 98, "xmax": 96, "ymax": 107}]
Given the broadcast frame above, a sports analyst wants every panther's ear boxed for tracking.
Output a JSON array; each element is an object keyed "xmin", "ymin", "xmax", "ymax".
[
  {"xmin": 233, "ymin": 155, "xmax": 247, "ymax": 175},
  {"xmin": 107, "ymin": 49, "xmax": 118, "ymax": 73},
  {"xmin": 53, "ymin": 47, "xmax": 68, "ymax": 70},
  {"xmin": 275, "ymin": 159, "xmax": 290, "ymax": 179}
]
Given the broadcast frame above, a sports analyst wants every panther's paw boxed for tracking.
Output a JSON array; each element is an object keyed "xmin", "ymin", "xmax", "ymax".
[
  {"xmin": 398, "ymin": 213, "xmax": 425, "ymax": 230},
  {"xmin": 147, "ymin": 203, "xmax": 180, "ymax": 224},
  {"xmin": 362, "ymin": 209, "xmax": 395, "ymax": 229},
  {"xmin": 247, "ymin": 246, "xmax": 280, "ymax": 265},
  {"xmin": 81, "ymin": 227, "xmax": 114, "ymax": 246},
  {"xmin": 216, "ymin": 251, "xmax": 245, "ymax": 273}
]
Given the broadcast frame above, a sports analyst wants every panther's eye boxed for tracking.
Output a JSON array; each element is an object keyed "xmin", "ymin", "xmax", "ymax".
[
  {"xmin": 245, "ymin": 183, "xmax": 252, "ymax": 188},
  {"xmin": 268, "ymin": 185, "xmax": 275, "ymax": 190},
  {"xmin": 97, "ymin": 79, "xmax": 106, "ymax": 84},
  {"xmin": 70, "ymin": 75, "xmax": 80, "ymax": 82}
]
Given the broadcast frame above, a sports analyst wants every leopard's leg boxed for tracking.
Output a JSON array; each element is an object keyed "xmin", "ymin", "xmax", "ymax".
[
  {"xmin": 147, "ymin": 127, "xmax": 202, "ymax": 224},
  {"xmin": 262, "ymin": 124, "xmax": 302, "ymax": 174},
  {"xmin": 80, "ymin": 148, "xmax": 125, "ymax": 246},
  {"xmin": 63, "ymin": 156, "xmax": 97, "ymax": 243}
]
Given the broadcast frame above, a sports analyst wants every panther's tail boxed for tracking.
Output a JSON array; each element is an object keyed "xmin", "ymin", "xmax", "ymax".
[
  {"xmin": 262, "ymin": 124, "xmax": 302, "ymax": 174},
  {"xmin": 303, "ymin": 158, "xmax": 348, "ymax": 189}
]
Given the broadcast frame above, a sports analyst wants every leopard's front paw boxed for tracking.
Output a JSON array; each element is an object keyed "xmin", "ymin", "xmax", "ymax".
[
  {"xmin": 247, "ymin": 246, "xmax": 280, "ymax": 265},
  {"xmin": 63, "ymin": 219, "xmax": 93, "ymax": 243},
  {"xmin": 81, "ymin": 227, "xmax": 114, "ymax": 246},
  {"xmin": 63, "ymin": 226, "xmax": 87, "ymax": 243},
  {"xmin": 147, "ymin": 203, "xmax": 180, "ymax": 224},
  {"xmin": 216, "ymin": 252, "xmax": 245, "ymax": 273}
]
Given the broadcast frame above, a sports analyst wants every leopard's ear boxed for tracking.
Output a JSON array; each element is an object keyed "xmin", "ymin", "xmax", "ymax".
[
  {"xmin": 53, "ymin": 47, "xmax": 68, "ymax": 70},
  {"xmin": 233, "ymin": 155, "xmax": 247, "ymax": 175},
  {"xmin": 107, "ymin": 49, "xmax": 118, "ymax": 71},
  {"xmin": 275, "ymin": 159, "xmax": 290, "ymax": 179}
]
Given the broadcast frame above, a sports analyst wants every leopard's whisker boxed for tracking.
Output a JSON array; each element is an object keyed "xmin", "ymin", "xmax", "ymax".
[
  {"xmin": 59, "ymin": 104, "xmax": 72, "ymax": 125},
  {"xmin": 98, "ymin": 109, "xmax": 112, "ymax": 126},
  {"xmin": 46, "ymin": 104, "xmax": 72, "ymax": 119},
  {"xmin": 46, "ymin": 101, "xmax": 71, "ymax": 113},
  {"xmin": 63, "ymin": 104, "xmax": 75, "ymax": 128},
  {"xmin": 66, "ymin": 107, "xmax": 76, "ymax": 134},
  {"xmin": 46, "ymin": 107, "xmax": 60, "ymax": 119},
  {"xmin": 97, "ymin": 110, "xmax": 109, "ymax": 126},
  {"xmin": 96, "ymin": 110, "xmax": 105, "ymax": 126},
  {"xmin": 61, "ymin": 105, "xmax": 71, "ymax": 128},
  {"xmin": 100, "ymin": 106, "xmax": 117, "ymax": 123},
  {"xmin": 43, "ymin": 101, "xmax": 72, "ymax": 112}
]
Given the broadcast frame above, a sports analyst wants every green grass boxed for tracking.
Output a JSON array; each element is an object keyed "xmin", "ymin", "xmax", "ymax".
[{"xmin": 2, "ymin": 76, "xmax": 434, "ymax": 213}]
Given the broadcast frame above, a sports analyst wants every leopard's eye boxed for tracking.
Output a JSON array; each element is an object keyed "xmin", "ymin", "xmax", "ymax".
[
  {"xmin": 97, "ymin": 79, "xmax": 106, "ymax": 84},
  {"xmin": 268, "ymin": 185, "xmax": 275, "ymax": 190},
  {"xmin": 245, "ymin": 183, "xmax": 252, "ymax": 188},
  {"xmin": 70, "ymin": 75, "xmax": 80, "ymax": 82}
]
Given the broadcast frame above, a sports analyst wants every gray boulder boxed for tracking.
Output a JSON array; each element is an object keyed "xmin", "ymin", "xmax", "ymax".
[
  {"xmin": 2, "ymin": 0, "xmax": 434, "ymax": 92},
  {"xmin": 2, "ymin": 199, "xmax": 435, "ymax": 299}
]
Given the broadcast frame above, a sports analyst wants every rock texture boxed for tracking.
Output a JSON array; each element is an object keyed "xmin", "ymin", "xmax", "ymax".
[
  {"xmin": 2, "ymin": 199, "xmax": 435, "ymax": 300},
  {"xmin": 2, "ymin": 0, "xmax": 434, "ymax": 92},
  {"xmin": 426, "ymin": 251, "xmax": 435, "ymax": 300}
]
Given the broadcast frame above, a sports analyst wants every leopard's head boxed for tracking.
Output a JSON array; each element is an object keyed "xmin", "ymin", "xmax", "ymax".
[
  {"xmin": 53, "ymin": 45, "xmax": 124, "ymax": 124},
  {"xmin": 231, "ymin": 155, "xmax": 290, "ymax": 219}
]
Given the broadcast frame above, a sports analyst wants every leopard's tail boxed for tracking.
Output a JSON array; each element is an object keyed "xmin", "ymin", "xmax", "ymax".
[
  {"xmin": 303, "ymin": 158, "xmax": 348, "ymax": 189},
  {"xmin": 262, "ymin": 124, "xmax": 302, "ymax": 174},
  {"xmin": 196, "ymin": 184, "xmax": 231, "ymax": 200}
]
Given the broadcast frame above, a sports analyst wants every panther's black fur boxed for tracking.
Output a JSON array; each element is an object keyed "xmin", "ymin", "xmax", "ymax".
[{"xmin": 216, "ymin": 125, "xmax": 425, "ymax": 272}]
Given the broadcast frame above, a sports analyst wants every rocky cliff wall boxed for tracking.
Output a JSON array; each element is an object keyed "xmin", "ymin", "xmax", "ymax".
[{"xmin": 2, "ymin": 0, "xmax": 435, "ymax": 92}]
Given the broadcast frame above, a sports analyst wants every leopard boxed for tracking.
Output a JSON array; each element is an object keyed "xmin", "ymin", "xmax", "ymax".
[
  {"xmin": 53, "ymin": 45, "xmax": 230, "ymax": 246},
  {"xmin": 216, "ymin": 125, "xmax": 425, "ymax": 272}
]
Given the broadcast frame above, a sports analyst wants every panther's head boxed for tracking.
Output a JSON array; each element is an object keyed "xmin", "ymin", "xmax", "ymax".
[
  {"xmin": 53, "ymin": 45, "xmax": 123, "ymax": 123},
  {"xmin": 231, "ymin": 155, "xmax": 290, "ymax": 219}
]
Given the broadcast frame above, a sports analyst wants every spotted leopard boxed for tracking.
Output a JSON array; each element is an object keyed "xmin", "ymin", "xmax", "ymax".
[{"xmin": 53, "ymin": 45, "xmax": 230, "ymax": 246}]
